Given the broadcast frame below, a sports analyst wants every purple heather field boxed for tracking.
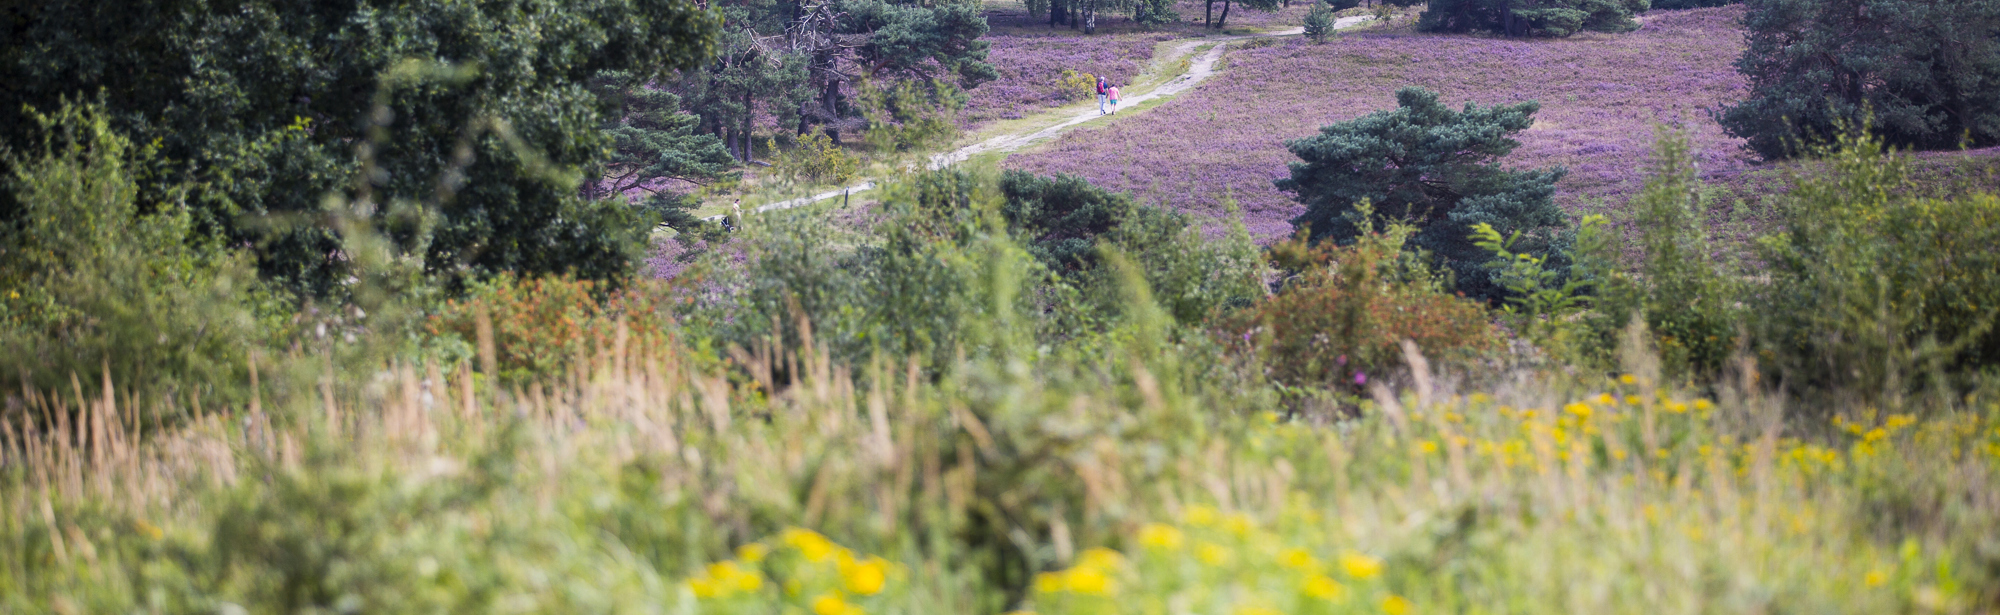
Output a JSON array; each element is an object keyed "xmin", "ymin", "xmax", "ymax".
[
  {"xmin": 962, "ymin": 30, "xmax": 1176, "ymax": 126},
  {"xmin": 962, "ymin": 1, "xmax": 1311, "ymax": 127},
  {"xmin": 1006, "ymin": 6, "xmax": 1756, "ymax": 239}
]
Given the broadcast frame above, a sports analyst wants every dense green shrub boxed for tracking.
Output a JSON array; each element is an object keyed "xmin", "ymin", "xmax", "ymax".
[
  {"xmin": 1719, "ymin": 0, "xmax": 2000, "ymax": 159},
  {"xmin": 1753, "ymin": 132, "xmax": 2000, "ymax": 401},
  {"xmin": 0, "ymin": 105, "xmax": 270, "ymax": 406},
  {"xmin": 1276, "ymin": 87, "xmax": 1567, "ymax": 301},
  {"xmin": 1573, "ymin": 129, "xmax": 1743, "ymax": 379},
  {"xmin": 998, "ymin": 171, "xmax": 1263, "ymax": 328},
  {"xmin": 1418, "ymin": 0, "xmax": 1647, "ymax": 37}
]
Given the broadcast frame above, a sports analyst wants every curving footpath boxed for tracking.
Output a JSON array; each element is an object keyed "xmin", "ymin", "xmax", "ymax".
[{"xmin": 716, "ymin": 15, "xmax": 1374, "ymax": 219}]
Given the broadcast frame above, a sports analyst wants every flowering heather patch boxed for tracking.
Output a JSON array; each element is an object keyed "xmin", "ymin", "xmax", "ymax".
[
  {"xmin": 963, "ymin": 30, "xmax": 1177, "ymax": 127},
  {"xmin": 1007, "ymin": 6, "xmax": 1756, "ymax": 239}
]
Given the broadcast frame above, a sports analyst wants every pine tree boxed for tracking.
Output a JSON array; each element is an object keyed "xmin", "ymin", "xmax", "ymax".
[
  {"xmin": 1276, "ymin": 88, "xmax": 1568, "ymax": 300},
  {"xmin": 1719, "ymin": 0, "xmax": 2000, "ymax": 159}
]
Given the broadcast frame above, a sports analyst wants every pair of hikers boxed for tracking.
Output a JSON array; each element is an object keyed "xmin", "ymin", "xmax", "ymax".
[{"xmin": 1095, "ymin": 76, "xmax": 1121, "ymax": 115}]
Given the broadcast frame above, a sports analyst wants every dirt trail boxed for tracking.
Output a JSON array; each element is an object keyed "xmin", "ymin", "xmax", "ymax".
[{"xmin": 726, "ymin": 15, "xmax": 1372, "ymax": 218}]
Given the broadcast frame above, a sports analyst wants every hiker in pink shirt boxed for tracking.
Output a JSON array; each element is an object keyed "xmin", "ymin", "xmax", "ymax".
[{"xmin": 1107, "ymin": 84, "xmax": 1121, "ymax": 114}]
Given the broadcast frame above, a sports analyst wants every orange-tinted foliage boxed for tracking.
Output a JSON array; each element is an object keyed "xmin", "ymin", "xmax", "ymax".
[
  {"xmin": 427, "ymin": 273, "xmax": 679, "ymax": 380},
  {"xmin": 1223, "ymin": 232, "xmax": 1498, "ymax": 391}
]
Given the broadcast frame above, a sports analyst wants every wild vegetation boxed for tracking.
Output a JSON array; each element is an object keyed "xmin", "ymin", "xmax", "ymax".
[{"xmin": 4, "ymin": 0, "xmax": 2000, "ymax": 613}]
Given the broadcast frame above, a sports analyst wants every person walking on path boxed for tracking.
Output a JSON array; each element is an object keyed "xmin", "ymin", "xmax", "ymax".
[
  {"xmin": 1107, "ymin": 84, "xmax": 1121, "ymax": 114},
  {"xmin": 1096, "ymin": 76, "xmax": 1109, "ymax": 115}
]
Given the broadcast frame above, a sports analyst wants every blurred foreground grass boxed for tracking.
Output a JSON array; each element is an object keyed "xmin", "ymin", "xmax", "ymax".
[{"xmin": 4, "ymin": 319, "xmax": 1996, "ymax": 614}]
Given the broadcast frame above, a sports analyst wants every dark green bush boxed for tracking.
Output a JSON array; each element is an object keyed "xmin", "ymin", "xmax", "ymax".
[{"xmin": 1418, "ymin": 0, "xmax": 1647, "ymax": 37}]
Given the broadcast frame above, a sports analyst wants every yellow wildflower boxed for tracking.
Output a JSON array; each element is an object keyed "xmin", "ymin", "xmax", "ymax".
[
  {"xmin": 688, "ymin": 577, "xmax": 723, "ymax": 599},
  {"xmin": 1693, "ymin": 399, "xmax": 1715, "ymax": 412},
  {"xmin": 1619, "ymin": 373, "xmax": 1638, "ymax": 385},
  {"xmin": 1564, "ymin": 403, "xmax": 1592, "ymax": 419},
  {"xmin": 1278, "ymin": 547, "xmax": 1319, "ymax": 571},
  {"xmin": 1339, "ymin": 551, "xmax": 1382, "ymax": 580},
  {"xmin": 1596, "ymin": 393, "xmax": 1615, "ymax": 405},
  {"xmin": 737, "ymin": 542, "xmax": 771, "ymax": 563},
  {"xmin": 1138, "ymin": 523, "xmax": 1184, "ymax": 550},
  {"xmin": 1624, "ymin": 395, "xmax": 1642, "ymax": 406},
  {"xmin": 1197, "ymin": 542, "xmax": 1232, "ymax": 566},
  {"xmin": 1382, "ymin": 594, "xmax": 1412, "ymax": 615},
  {"xmin": 1035, "ymin": 572, "xmax": 1065, "ymax": 594},
  {"xmin": 1064, "ymin": 567, "xmax": 1115, "ymax": 596},
  {"xmin": 134, "ymin": 519, "xmax": 164, "ymax": 541},
  {"xmin": 1419, "ymin": 440, "xmax": 1439, "ymax": 454},
  {"xmin": 1303, "ymin": 574, "xmax": 1344, "ymax": 600},
  {"xmin": 840, "ymin": 556, "xmax": 889, "ymax": 595},
  {"xmin": 1233, "ymin": 607, "xmax": 1282, "ymax": 615},
  {"xmin": 1183, "ymin": 504, "xmax": 1219, "ymax": 526},
  {"xmin": 811, "ymin": 593, "xmax": 858, "ymax": 615},
  {"xmin": 1865, "ymin": 569, "xmax": 1888, "ymax": 588},
  {"xmin": 1223, "ymin": 512, "xmax": 1255, "ymax": 536},
  {"xmin": 783, "ymin": 527, "xmax": 839, "ymax": 563},
  {"xmin": 1077, "ymin": 547, "xmax": 1125, "ymax": 571}
]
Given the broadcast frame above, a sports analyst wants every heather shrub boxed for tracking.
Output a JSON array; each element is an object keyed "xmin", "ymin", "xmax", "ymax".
[
  {"xmin": 1418, "ymin": 0, "xmax": 1646, "ymax": 37},
  {"xmin": 1276, "ymin": 87, "xmax": 1567, "ymax": 301},
  {"xmin": 0, "ymin": 104, "xmax": 269, "ymax": 407},
  {"xmin": 1753, "ymin": 131, "xmax": 2000, "ymax": 402},
  {"xmin": 1650, "ymin": 0, "xmax": 1735, "ymax": 7},
  {"xmin": 1222, "ymin": 213, "xmax": 1499, "ymax": 394},
  {"xmin": 1719, "ymin": 0, "xmax": 2000, "ymax": 158}
]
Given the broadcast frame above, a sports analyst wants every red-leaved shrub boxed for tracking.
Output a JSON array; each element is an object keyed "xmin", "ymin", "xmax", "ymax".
[{"xmin": 1222, "ymin": 225, "xmax": 1498, "ymax": 392}]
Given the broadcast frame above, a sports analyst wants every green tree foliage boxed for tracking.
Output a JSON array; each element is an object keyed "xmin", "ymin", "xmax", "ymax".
[
  {"xmin": 1305, "ymin": 1, "xmax": 1343, "ymax": 43},
  {"xmin": 1418, "ymin": 0, "xmax": 1647, "ymax": 36},
  {"xmin": 0, "ymin": 0, "xmax": 724, "ymax": 297},
  {"xmin": 1276, "ymin": 87, "xmax": 1567, "ymax": 301},
  {"xmin": 586, "ymin": 71, "xmax": 737, "ymax": 203},
  {"xmin": 1753, "ymin": 132, "xmax": 2000, "ymax": 400},
  {"xmin": 1718, "ymin": 0, "xmax": 2000, "ymax": 159},
  {"xmin": 697, "ymin": 0, "xmax": 994, "ymax": 151},
  {"xmin": 0, "ymin": 105, "xmax": 267, "ymax": 403}
]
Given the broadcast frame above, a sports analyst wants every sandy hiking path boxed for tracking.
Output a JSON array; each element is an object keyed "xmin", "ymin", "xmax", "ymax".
[{"xmin": 722, "ymin": 15, "xmax": 1373, "ymax": 218}]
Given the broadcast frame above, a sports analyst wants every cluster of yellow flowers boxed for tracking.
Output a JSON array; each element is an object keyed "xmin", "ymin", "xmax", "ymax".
[
  {"xmin": 682, "ymin": 527, "xmax": 901, "ymax": 614},
  {"xmin": 1035, "ymin": 548, "xmax": 1126, "ymax": 597},
  {"xmin": 1026, "ymin": 504, "xmax": 1409, "ymax": 615}
]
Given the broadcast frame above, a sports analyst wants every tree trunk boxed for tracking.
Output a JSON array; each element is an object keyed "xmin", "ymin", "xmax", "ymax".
[
  {"xmin": 1050, "ymin": 0, "xmax": 1063, "ymax": 26},
  {"xmin": 821, "ymin": 79, "xmax": 844, "ymax": 145},
  {"xmin": 1205, "ymin": 0, "xmax": 1214, "ymax": 27},
  {"xmin": 1084, "ymin": 0, "xmax": 1097, "ymax": 34},
  {"xmin": 740, "ymin": 89, "xmax": 755, "ymax": 162},
  {"xmin": 1218, "ymin": 0, "xmax": 1232, "ymax": 28}
]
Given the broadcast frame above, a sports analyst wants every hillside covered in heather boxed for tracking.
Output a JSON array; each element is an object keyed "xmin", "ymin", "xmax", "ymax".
[{"xmin": 1008, "ymin": 6, "xmax": 1752, "ymax": 238}]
